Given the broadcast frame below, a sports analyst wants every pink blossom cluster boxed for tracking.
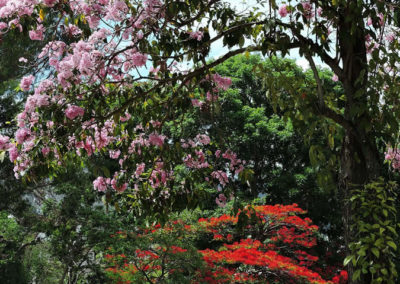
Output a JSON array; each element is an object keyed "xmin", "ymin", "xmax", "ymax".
[
  {"xmin": 29, "ymin": 24, "xmax": 44, "ymax": 41},
  {"xmin": 65, "ymin": 105, "xmax": 85, "ymax": 120},
  {"xmin": 188, "ymin": 30, "xmax": 204, "ymax": 41},
  {"xmin": 0, "ymin": 135, "xmax": 10, "ymax": 150},
  {"xmin": 93, "ymin": 175, "xmax": 128, "ymax": 193},
  {"xmin": 278, "ymin": 5, "xmax": 289, "ymax": 18},
  {"xmin": 279, "ymin": 2, "xmax": 318, "ymax": 20},
  {"xmin": 211, "ymin": 171, "xmax": 229, "ymax": 188},
  {"xmin": 385, "ymin": 147, "xmax": 400, "ymax": 170},
  {"xmin": 20, "ymin": 75, "xmax": 34, "ymax": 91},
  {"xmin": 301, "ymin": 2, "xmax": 314, "ymax": 20},
  {"xmin": 184, "ymin": 150, "xmax": 209, "ymax": 169},
  {"xmin": 212, "ymin": 74, "xmax": 232, "ymax": 91},
  {"xmin": 222, "ymin": 149, "xmax": 245, "ymax": 174},
  {"xmin": 215, "ymin": 193, "xmax": 227, "ymax": 208},
  {"xmin": 192, "ymin": 75, "xmax": 229, "ymax": 109}
]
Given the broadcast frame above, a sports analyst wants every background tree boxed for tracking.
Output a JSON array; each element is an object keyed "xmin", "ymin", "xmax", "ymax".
[{"xmin": 167, "ymin": 54, "xmax": 342, "ymax": 242}]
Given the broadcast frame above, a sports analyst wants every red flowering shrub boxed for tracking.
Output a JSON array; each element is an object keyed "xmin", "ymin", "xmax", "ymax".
[{"xmin": 103, "ymin": 204, "xmax": 347, "ymax": 283}]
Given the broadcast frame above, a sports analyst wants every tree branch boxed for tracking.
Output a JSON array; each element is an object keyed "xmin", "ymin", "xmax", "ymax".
[
  {"xmin": 305, "ymin": 53, "xmax": 358, "ymax": 135},
  {"xmin": 278, "ymin": 21, "xmax": 343, "ymax": 78},
  {"xmin": 305, "ymin": 53, "xmax": 325, "ymax": 108}
]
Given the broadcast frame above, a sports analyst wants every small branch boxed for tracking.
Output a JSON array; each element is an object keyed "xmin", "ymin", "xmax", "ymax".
[
  {"xmin": 279, "ymin": 21, "xmax": 343, "ymax": 78},
  {"xmin": 16, "ymin": 234, "xmax": 41, "ymax": 255},
  {"xmin": 305, "ymin": 52, "xmax": 358, "ymax": 136},
  {"xmin": 305, "ymin": 53, "xmax": 324, "ymax": 108}
]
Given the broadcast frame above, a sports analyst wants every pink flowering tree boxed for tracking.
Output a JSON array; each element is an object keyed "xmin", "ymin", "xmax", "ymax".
[
  {"xmin": 0, "ymin": 1, "xmax": 400, "ymax": 282},
  {"xmin": 0, "ymin": 0, "xmax": 252, "ymax": 217}
]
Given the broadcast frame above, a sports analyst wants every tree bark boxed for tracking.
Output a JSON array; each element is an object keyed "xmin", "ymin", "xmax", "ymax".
[{"xmin": 338, "ymin": 4, "xmax": 382, "ymax": 283}]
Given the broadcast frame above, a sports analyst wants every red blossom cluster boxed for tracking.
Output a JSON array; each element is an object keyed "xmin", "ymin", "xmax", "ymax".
[{"xmin": 103, "ymin": 204, "xmax": 348, "ymax": 283}]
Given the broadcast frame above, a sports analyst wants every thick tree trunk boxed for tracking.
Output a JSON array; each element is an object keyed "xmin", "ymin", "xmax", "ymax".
[
  {"xmin": 340, "ymin": 130, "xmax": 380, "ymax": 283},
  {"xmin": 337, "ymin": 4, "xmax": 382, "ymax": 283}
]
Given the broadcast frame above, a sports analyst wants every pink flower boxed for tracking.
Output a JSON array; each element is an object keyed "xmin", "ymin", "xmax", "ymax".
[
  {"xmin": 29, "ymin": 25, "xmax": 44, "ymax": 41},
  {"xmin": 367, "ymin": 17, "xmax": 373, "ymax": 26},
  {"xmin": 132, "ymin": 52, "xmax": 147, "ymax": 67},
  {"xmin": 41, "ymin": 147, "xmax": 51, "ymax": 156},
  {"xmin": 302, "ymin": 2, "xmax": 312, "ymax": 11},
  {"xmin": 385, "ymin": 147, "xmax": 395, "ymax": 161},
  {"xmin": 148, "ymin": 133, "xmax": 165, "ymax": 147},
  {"xmin": 317, "ymin": 7, "xmax": 322, "ymax": 17},
  {"xmin": 65, "ymin": 24, "xmax": 82, "ymax": 36},
  {"xmin": 278, "ymin": 5, "xmax": 288, "ymax": 17},
  {"xmin": 149, "ymin": 66, "xmax": 160, "ymax": 74},
  {"xmin": 332, "ymin": 74, "xmax": 338, "ymax": 82},
  {"xmin": 17, "ymin": 112, "xmax": 26, "ymax": 127},
  {"xmin": 378, "ymin": 13, "xmax": 384, "ymax": 26},
  {"xmin": 20, "ymin": 75, "xmax": 35, "ymax": 91},
  {"xmin": 35, "ymin": 94, "xmax": 50, "ymax": 107},
  {"xmin": 196, "ymin": 134, "xmax": 210, "ymax": 145},
  {"xmin": 135, "ymin": 163, "xmax": 145, "ymax": 178},
  {"xmin": 15, "ymin": 128, "xmax": 30, "ymax": 144},
  {"xmin": 111, "ymin": 178, "xmax": 127, "ymax": 192},
  {"xmin": 191, "ymin": 99, "xmax": 204, "ymax": 108},
  {"xmin": 0, "ymin": 135, "xmax": 10, "ymax": 150},
  {"xmin": 215, "ymin": 193, "xmax": 227, "ymax": 207},
  {"xmin": 213, "ymin": 74, "xmax": 232, "ymax": 90},
  {"xmin": 18, "ymin": 57, "xmax": 28, "ymax": 63},
  {"xmin": 211, "ymin": 170, "xmax": 229, "ymax": 187},
  {"xmin": 150, "ymin": 120, "xmax": 161, "ymax": 127},
  {"xmin": 65, "ymin": 105, "xmax": 84, "ymax": 120},
  {"xmin": 301, "ymin": 2, "xmax": 313, "ymax": 19},
  {"xmin": 206, "ymin": 91, "xmax": 218, "ymax": 102},
  {"xmin": 188, "ymin": 30, "xmax": 203, "ymax": 41},
  {"xmin": 120, "ymin": 112, "xmax": 131, "ymax": 122},
  {"xmin": 43, "ymin": 0, "xmax": 58, "ymax": 7},
  {"xmin": 386, "ymin": 33, "xmax": 395, "ymax": 43},
  {"xmin": 8, "ymin": 145, "xmax": 19, "ymax": 162},
  {"xmin": 93, "ymin": 176, "xmax": 108, "ymax": 192},
  {"xmin": 109, "ymin": 149, "xmax": 121, "ymax": 159}
]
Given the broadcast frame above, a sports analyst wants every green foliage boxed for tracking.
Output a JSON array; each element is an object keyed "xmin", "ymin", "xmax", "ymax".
[
  {"xmin": 0, "ymin": 212, "xmax": 23, "ymax": 262},
  {"xmin": 0, "ymin": 212, "xmax": 29, "ymax": 284},
  {"xmin": 22, "ymin": 242, "xmax": 63, "ymax": 284},
  {"xmin": 256, "ymin": 56, "xmax": 343, "ymax": 191},
  {"xmin": 34, "ymin": 166, "xmax": 129, "ymax": 283},
  {"xmin": 346, "ymin": 178, "xmax": 399, "ymax": 283}
]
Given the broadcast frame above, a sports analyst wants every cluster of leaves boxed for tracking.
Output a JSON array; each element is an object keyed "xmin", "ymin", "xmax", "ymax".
[
  {"xmin": 102, "ymin": 203, "xmax": 347, "ymax": 283},
  {"xmin": 345, "ymin": 178, "xmax": 399, "ymax": 283},
  {"xmin": 0, "ymin": 212, "xmax": 30, "ymax": 283}
]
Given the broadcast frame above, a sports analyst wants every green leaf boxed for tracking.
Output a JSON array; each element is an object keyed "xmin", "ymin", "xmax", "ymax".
[
  {"xmin": 353, "ymin": 269, "xmax": 361, "ymax": 281},
  {"xmin": 328, "ymin": 133, "xmax": 334, "ymax": 150},
  {"xmin": 371, "ymin": 247, "xmax": 380, "ymax": 258},
  {"xmin": 387, "ymin": 241, "xmax": 397, "ymax": 251},
  {"xmin": 374, "ymin": 238, "xmax": 383, "ymax": 247},
  {"xmin": 344, "ymin": 255, "xmax": 353, "ymax": 266}
]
